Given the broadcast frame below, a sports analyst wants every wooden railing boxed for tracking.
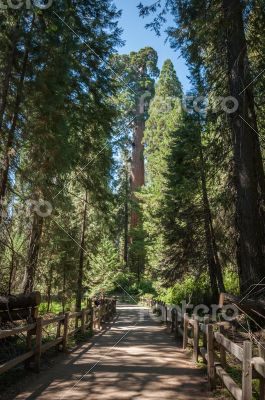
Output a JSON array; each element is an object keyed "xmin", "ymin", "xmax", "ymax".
[
  {"xmin": 0, "ymin": 297, "xmax": 116, "ymax": 375},
  {"xmin": 147, "ymin": 300, "xmax": 265, "ymax": 400}
]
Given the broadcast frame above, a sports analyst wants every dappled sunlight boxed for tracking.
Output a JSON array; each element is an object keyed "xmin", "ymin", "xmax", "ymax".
[{"xmin": 14, "ymin": 305, "xmax": 211, "ymax": 400}]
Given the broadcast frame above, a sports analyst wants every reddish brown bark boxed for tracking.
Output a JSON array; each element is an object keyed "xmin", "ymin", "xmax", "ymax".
[
  {"xmin": 124, "ymin": 164, "xmax": 129, "ymax": 268},
  {"xmin": 130, "ymin": 118, "xmax": 145, "ymax": 228}
]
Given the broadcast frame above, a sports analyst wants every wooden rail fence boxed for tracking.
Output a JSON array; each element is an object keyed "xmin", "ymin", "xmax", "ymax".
[
  {"xmin": 144, "ymin": 299, "xmax": 265, "ymax": 400},
  {"xmin": 0, "ymin": 297, "xmax": 116, "ymax": 376}
]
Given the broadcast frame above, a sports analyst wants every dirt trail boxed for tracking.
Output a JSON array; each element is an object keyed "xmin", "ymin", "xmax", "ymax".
[{"xmin": 12, "ymin": 304, "xmax": 212, "ymax": 399}]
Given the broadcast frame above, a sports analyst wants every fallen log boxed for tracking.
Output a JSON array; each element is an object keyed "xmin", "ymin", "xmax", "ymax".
[
  {"xmin": 0, "ymin": 309, "xmax": 37, "ymax": 322},
  {"xmin": 0, "ymin": 292, "xmax": 41, "ymax": 311},
  {"xmin": 220, "ymin": 292, "xmax": 265, "ymax": 324},
  {"xmin": 0, "ymin": 292, "xmax": 41, "ymax": 322}
]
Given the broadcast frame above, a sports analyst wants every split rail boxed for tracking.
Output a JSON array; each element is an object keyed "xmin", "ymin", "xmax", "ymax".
[
  {"xmin": 145, "ymin": 299, "xmax": 265, "ymax": 400},
  {"xmin": 0, "ymin": 297, "xmax": 116, "ymax": 375}
]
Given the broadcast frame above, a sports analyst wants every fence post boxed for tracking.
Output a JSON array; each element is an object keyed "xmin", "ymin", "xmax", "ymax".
[
  {"xmin": 259, "ymin": 342, "xmax": 265, "ymax": 400},
  {"xmin": 92, "ymin": 307, "xmax": 96, "ymax": 330},
  {"xmin": 56, "ymin": 314, "xmax": 63, "ymax": 351},
  {"xmin": 106, "ymin": 301, "xmax": 109, "ymax": 322},
  {"xmin": 35, "ymin": 317, "xmax": 43, "ymax": 373},
  {"xmin": 161, "ymin": 303, "xmax": 164, "ymax": 323},
  {"xmin": 219, "ymin": 293, "xmax": 225, "ymax": 307},
  {"xmin": 242, "ymin": 341, "xmax": 252, "ymax": 400},
  {"xmin": 93, "ymin": 307, "xmax": 96, "ymax": 330},
  {"xmin": 98, "ymin": 307, "xmax": 102, "ymax": 330},
  {"xmin": 206, "ymin": 324, "xmax": 215, "ymax": 390},
  {"xmin": 203, "ymin": 315, "xmax": 209, "ymax": 348},
  {"xmin": 101, "ymin": 304, "xmax": 104, "ymax": 326},
  {"xmin": 175, "ymin": 308, "xmax": 179, "ymax": 340},
  {"xmin": 56, "ymin": 313, "xmax": 62, "ymax": 338},
  {"xmin": 90, "ymin": 307, "xmax": 94, "ymax": 333},
  {"xmin": 183, "ymin": 313, "xmax": 188, "ymax": 349},
  {"xmin": 62, "ymin": 312, "xmax": 70, "ymax": 352},
  {"xmin": 102, "ymin": 304, "xmax": 105, "ymax": 327},
  {"xmin": 178, "ymin": 309, "xmax": 182, "ymax": 339},
  {"xmin": 193, "ymin": 315, "xmax": 199, "ymax": 363},
  {"xmin": 89, "ymin": 302, "xmax": 94, "ymax": 328},
  {"xmin": 219, "ymin": 325, "xmax": 226, "ymax": 368},
  {"xmin": 86, "ymin": 299, "xmax": 92, "ymax": 322},
  {"xmin": 25, "ymin": 323, "xmax": 34, "ymax": 370},
  {"xmin": 86, "ymin": 300, "xmax": 91, "ymax": 326},
  {"xmin": 81, "ymin": 309, "xmax": 86, "ymax": 334},
  {"xmin": 171, "ymin": 309, "xmax": 175, "ymax": 333}
]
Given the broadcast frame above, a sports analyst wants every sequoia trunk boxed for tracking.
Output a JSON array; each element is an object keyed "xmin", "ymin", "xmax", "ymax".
[{"xmin": 222, "ymin": 0, "xmax": 265, "ymax": 293}]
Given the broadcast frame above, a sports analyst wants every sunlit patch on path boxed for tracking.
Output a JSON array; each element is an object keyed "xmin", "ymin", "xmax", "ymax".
[{"xmin": 14, "ymin": 304, "xmax": 212, "ymax": 400}]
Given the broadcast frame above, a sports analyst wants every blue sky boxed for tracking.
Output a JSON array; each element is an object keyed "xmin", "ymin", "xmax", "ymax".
[{"xmin": 114, "ymin": 0, "xmax": 191, "ymax": 92}]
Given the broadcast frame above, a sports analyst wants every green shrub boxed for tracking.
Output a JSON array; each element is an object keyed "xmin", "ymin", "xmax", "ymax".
[
  {"xmin": 109, "ymin": 273, "xmax": 157, "ymax": 299},
  {"xmin": 157, "ymin": 273, "xmax": 211, "ymax": 306},
  {"xmin": 223, "ymin": 268, "xmax": 240, "ymax": 295},
  {"xmin": 39, "ymin": 301, "xmax": 64, "ymax": 315},
  {"xmin": 141, "ymin": 293, "xmax": 154, "ymax": 300}
]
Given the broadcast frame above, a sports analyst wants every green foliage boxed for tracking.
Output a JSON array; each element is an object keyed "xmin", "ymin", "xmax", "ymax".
[
  {"xmin": 139, "ymin": 0, "xmax": 265, "ymax": 295},
  {"xmin": 0, "ymin": 0, "xmax": 264, "ymax": 321},
  {"xmin": 140, "ymin": 292, "xmax": 155, "ymax": 300},
  {"xmin": 0, "ymin": 0, "xmax": 123, "ymax": 297},
  {"xmin": 157, "ymin": 273, "xmax": 211, "ymax": 306},
  {"xmin": 223, "ymin": 268, "xmax": 240, "ymax": 295},
  {"xmin": 112, "ymin": 47, "xmax": 159, "ymax": 119},
  {"xmin": 111, "ymin": 47, "xmax": 159, "ymax": 276},
  {"xmin": 128, "ymin": 279, "xmax": 157, "ymax": 297},
  {"xmin": 108, "ymin": 272, "xmax": 157, "ymax": 298},
  {"xmin": 142, "ymin": 59, "xmax": 204, "ymax": 285},
  {"xmin": 39, "ymin": 302, "xmax": 63, "ymax": 315}
]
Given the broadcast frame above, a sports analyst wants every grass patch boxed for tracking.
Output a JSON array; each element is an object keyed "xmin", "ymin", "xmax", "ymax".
[{"xmin": 39, "ymin": 300, "xmax": 90, "ymax": 316}]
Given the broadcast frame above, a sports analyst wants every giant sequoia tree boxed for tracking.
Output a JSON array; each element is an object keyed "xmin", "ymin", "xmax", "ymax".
[
  {"xmin": 222, "ymin": 0, "xmax": 265, "ymax": 292},
  {"xmin": 1, "ymin": 0, "xmax": 265, "ymax": 306},
  {"xmin": 112, "ymin": 48, "xmax": 159, "ymax": 278}
]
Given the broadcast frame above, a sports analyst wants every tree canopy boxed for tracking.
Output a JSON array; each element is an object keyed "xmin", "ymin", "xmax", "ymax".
[{"xmin": 0, "ymin": 0, "xmax": 264, "ymax": 313}]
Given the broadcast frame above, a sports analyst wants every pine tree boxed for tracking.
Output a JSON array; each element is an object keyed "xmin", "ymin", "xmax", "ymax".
[
  {"xmin": 143, "ymin": 60, "xmax": 198, "ymax": 280},
  {"xmin": 0, "ymin": 0, "xmax": 122, "ymax": 294}
]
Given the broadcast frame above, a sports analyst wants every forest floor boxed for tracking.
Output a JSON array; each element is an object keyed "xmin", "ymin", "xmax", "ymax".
[{"xmin": 3, "ymin": 304, "xmax": 214, "ymax": 400}]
